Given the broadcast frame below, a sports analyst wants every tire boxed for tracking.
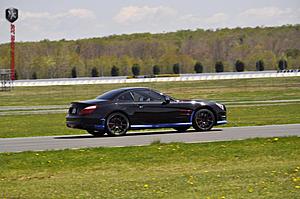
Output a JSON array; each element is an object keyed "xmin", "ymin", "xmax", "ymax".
[
  {"xmin": 106, "ymin": 112, "xmax": 129, "ymax": 136},
  {"xmin": 174, "ymin": 126, "xmax": 190, "ymax": 132},
  {"xmin": 192, "ymin": 109, "xmax": 215, "ymax": 131},
  {"xmin": 87, "ymin": 129, "xmax": 106, "ymax": 137}
]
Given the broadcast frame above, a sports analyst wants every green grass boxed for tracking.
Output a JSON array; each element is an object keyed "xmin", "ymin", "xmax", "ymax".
[
  {"xmin": 0, "ymin": 114, "xmax": 85, "ymax": 138},
  {"xmin": 0, "ymin": 137, "xmax": 299, "ymax": 198},
  {"xmin": 228, "ymin": 104, "xmax": 300, "ymax": 126},
  {"xmin": 1, "ymin": 77, "xmax": 300, "ymax": 106},
  {"xmin": 0, "ymin": 103, "xmax": 299, "ymax": 138}
]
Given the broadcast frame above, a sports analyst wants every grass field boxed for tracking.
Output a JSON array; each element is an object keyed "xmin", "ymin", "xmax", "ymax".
[
  {"xmin": 0, "ymin": 77, "xmax": 299, "ymax": 138},
  {"xmin": 0, "ymin": 137, "xmax": 299, "ymax": 198},
  {"xmin": 0, "ymin": 77, "xmax": 300, "ymax": 106}
]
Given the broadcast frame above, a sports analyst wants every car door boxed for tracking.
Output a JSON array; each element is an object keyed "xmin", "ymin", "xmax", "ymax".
[
  {"xmin": 130, "ymin": 89, "xmax": 183, "ymax": 125},
  {"xmin": 113, "ymin": 91, "xmax": 137, "ymax": 120}
]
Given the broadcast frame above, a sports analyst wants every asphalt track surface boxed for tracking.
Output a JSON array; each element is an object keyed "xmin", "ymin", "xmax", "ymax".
[{"xmin": 0, "ymin": 124, "xmax": 299, "ymax": 153}]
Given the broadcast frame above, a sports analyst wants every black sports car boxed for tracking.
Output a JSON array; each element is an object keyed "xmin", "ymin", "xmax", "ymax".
[{"xmin": 66, "ymin": 87, "xmax": 227, "ymax": 136}]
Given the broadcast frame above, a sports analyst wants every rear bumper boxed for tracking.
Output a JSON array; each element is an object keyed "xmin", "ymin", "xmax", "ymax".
[{"xmin": 66, "ymin": 115, "xmax": 105, "ymax": 130}]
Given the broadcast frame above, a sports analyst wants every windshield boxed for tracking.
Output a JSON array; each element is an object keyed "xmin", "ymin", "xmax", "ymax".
[
  {"xmin": 164, "ymin": 93, "xmax": 176, "ymax": 101},
  {"xmin": 96, "ymin": 89, "xmax": 122, "ymax": 100}
]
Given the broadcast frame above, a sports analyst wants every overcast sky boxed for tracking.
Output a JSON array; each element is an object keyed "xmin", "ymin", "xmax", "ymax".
[{"xmin": 0, "ymin": 0, "xmax": 299, "ymax": 43}]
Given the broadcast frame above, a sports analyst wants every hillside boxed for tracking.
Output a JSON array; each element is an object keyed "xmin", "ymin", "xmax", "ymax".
[{"xmin": 0, "ymin": 25, "xmax": 300, "ymax": 79}]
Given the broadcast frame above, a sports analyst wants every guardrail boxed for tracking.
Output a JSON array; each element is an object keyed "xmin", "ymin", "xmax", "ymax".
[{"xmin": 12, "ymin": 71, "xmax": 300, "ymax": 87}]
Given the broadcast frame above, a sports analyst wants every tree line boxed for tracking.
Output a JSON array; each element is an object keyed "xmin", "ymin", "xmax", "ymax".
[
  {"xmin": 0, "ymin": 25, "xmax": 299, "ymax": 79},
  {"xmin": 67, "ymin": 58, "xmax": 289, "ymax": 79}
]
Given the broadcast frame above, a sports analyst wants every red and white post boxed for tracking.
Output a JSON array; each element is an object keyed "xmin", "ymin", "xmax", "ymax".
[
  {"xmin": 5, "ymin": 7, "xmax": 18, "ymax": 81},
  {"xmin": 10, "ymin": 23, "xmax": 15, "ymax": 80}
]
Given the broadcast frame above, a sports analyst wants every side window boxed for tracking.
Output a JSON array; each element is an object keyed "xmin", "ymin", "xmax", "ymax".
[
  {"xmin": 132, "ymin": 91, "xmax": 148, "ymax": 102},
  {"xmin": 116, "ymin": 92, "xmax": 133, "ymax": 102},
  {"xmin": 132, "ymin": 90, "xmax": 163, "ymax": 102},
  {"xmin": 147, "ymin": 90, "xmax": 164, "ymax": 101}
]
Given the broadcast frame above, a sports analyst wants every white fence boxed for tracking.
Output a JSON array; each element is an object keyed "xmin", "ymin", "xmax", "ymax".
[{"xmin": 12, "ymin": 71, "xmax": 300, "ymax": 87}]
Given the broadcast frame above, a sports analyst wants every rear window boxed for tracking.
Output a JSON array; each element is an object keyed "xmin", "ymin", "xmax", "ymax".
[{"xmin": 96, "ymin": 89, "xmax": 122, "ymax": 100}]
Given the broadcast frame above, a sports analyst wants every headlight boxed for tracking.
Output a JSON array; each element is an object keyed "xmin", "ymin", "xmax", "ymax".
[{"xmin": 216, "ymin": 103, "xmax": 225, "ymax": 110}]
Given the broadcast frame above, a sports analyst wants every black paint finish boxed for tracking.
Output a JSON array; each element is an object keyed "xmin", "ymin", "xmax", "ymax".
[{"xmin": 66, "ymin": 87, "xmax": 227, "ymax": 133}]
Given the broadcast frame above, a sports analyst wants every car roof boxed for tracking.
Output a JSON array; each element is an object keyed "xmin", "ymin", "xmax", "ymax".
[
  {"xmin": 114, "ymin": 87, "xmax": 150, "ymax": 92},
  {"xmin": 96, "ymin": 87, "xmax": 151, "ymax": 100}
]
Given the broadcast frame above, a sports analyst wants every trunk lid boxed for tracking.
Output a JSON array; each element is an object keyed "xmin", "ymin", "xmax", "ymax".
[{"xmin": 68, "ymin": 99, "xmax": 107, "ymax": 115}]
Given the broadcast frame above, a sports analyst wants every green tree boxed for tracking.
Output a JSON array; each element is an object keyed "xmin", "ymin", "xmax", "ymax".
[
  {"xmin": 159, "ymin": 53, "xmax": 180, "ymax": 74},
  {"xmin": 0, "ymin": 25, "xmax": 299, "ymax": 78},
  {"xmin": 194, "ymin": 62, "xmax": 203, "ymax": 73},
  {"xmin": 235, "ymin": 60, "xmax": 245, "ymax": 72},
  {"xmin": 111, "ymin": 65, "xmax": 119, "ymax": 76},
  {"xmin": 14, "ymin": 70, "xmax": 18, "ymax": 80},
  {"xmin": 153, "ymin": 65, "xmax": 160, "ymax": 75},
  {"xmin": 91, "ymin": 67, "xmax": 99, "ymax": 77},
  {"xmin": 131, "ymin": 64, "xmax": 140, "ymax": 76},
  {"xmin": 215, "ymin": 61, "xmax": 224, "ymax": 73},
  {"xmin": 278, "ymin": 59, "xmax": 288, "ymax": 70},
  {"xmin": 173, "ymin": 63, "xmax": 180, "ymax": 74},
  {"xmin": 256, "ymin": 60, "xmax": 265, "ymax": 71},
  {"xmin": 286, "ymin": 49, "xmax": 300, "ymax": 58},
  {"xmin": 71, "ymin": 67, "xmax": 77, "ymax": 78},
  {"xmin": 31, "ymin": 72, "xmax": 37, "ymax": 79}
]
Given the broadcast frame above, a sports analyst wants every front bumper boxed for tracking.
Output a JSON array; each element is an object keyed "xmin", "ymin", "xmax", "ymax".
[{"xmin": 216, "ymin": 110, "xmax": 227, "ymax": 125}]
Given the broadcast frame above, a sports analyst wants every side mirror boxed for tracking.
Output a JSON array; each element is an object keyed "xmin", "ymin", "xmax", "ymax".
[{"xmin": 163, "ymin": 96, "xmax": 170, "ymax": 104}]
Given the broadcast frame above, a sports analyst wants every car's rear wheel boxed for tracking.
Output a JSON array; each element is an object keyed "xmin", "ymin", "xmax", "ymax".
[
  {"xmin": 87, "ymin": 130, "xmax": 106, "ymax": 137},
  {"xmin": 174, "ymin": 126, "xmax": 190, "ymax": 132},
  {"xmin": 106, "ymin": 112, "xmax": 129, "ymax": 136},
  {"xmin": 192, "ymin": 109, "xmax": 215, "ymax": 131}
]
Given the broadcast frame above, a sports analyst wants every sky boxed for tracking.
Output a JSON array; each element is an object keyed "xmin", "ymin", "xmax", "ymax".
[{"xmin": 0, "ymin": 0, "xmax": 299, "ymax": 43}]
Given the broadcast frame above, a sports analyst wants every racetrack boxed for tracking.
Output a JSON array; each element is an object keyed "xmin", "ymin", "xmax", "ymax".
[{"xmin": 1, "ymin": 124, "xmax": 299, "ymax": 153}]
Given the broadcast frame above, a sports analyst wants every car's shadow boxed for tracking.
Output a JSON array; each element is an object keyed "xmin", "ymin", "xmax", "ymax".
[{"xmin": 55, "ymin": 129, "xmax": 223, "ymax": 139}]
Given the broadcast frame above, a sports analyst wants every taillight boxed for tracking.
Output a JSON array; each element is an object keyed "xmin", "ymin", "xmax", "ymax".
[{"xmin": 79, "ymin": 105, "xmax": 97, "ymax": 116}]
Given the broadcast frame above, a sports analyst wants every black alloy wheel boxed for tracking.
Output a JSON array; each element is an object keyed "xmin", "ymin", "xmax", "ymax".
[
  {"xmin": 106, "ymin": 112, "xmax": 129, "ymax": 136},
  {"xmin": 192, "ymin": 109, "xmax": 215, "ymax": 131},
  {"xmin": 87, "ymin": 129, "xmax": 106, "ymax": 137}
]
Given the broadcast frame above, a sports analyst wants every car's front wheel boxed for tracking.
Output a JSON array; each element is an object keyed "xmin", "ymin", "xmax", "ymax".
[
  {"xmin": 106, "ymin": 112, "xmax": 129, "ymax": 136},
  {"xmin": 87, "ymin": 129, "xmax": 106, "ymax": 137},
  {"xmin": 192, "ymin": 109, "xmax": 215, "ymax": 131}
]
